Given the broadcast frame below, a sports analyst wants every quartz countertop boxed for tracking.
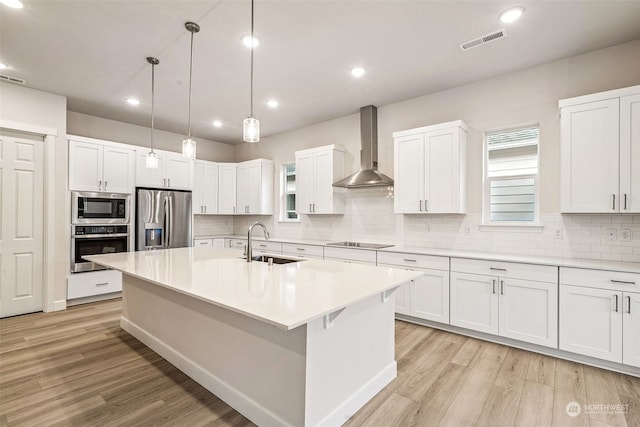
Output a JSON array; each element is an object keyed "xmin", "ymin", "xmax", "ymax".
[
  {"xmin": 85, "ymin": 247, "xmax": 422, "ymax": 331},
  {"xmin": 193, "ymin": 235, "xmax": 640, "ymax": 273}
]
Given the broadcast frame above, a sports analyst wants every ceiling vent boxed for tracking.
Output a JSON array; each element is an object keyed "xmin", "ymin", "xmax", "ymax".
[
  {"xmin": 459, "ymin": 29, "xmax": 507, "ymax": 51},
  {"xmin": 0, "ymin": 74, "xmax": 26, "ymax": 85}
]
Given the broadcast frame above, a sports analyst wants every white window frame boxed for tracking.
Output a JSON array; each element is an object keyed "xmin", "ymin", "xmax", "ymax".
[
  {"xmin": 481, "ymin": 124, "xmax": 542, "ymax": 231},
  {"xmin": 280, "ymin": 162, "xmax": 299, "ymax": 223}
]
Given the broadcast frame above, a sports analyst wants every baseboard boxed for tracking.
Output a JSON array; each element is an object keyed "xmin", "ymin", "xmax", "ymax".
[
  {"xmin": 314, "ymin": 362, "xmax": 396, "ymax": 427},
  {"xmin": 67, "ymin": 292, "xmax": 121, "ymax": 307},
  {"xmin": 48, "ymin": 299, "xmax": 67, "ymax": 312},
  {"xmin": 120, "ymin": 316, "xmax": 295, "ymax": 427}
]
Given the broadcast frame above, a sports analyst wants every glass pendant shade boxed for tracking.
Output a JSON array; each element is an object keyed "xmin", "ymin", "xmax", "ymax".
[
  {"xmin": 243, "ymin": 117, "xmax": 260, "ymax": 143},
  {"xmin": 182, "ymin": 137, "xmax": 197, "ymax": 159},
  {"xmin": 145, "ymin": 151, "xmax": 159, "ymax": 169}
]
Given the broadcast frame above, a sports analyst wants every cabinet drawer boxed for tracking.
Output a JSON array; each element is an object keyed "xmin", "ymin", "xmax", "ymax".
[
  {"xmin": 252, "ymin": 241, "xmax": 282, "ymax": 253},
  {"xmin": 281, "ymin": 243, "xmax": 324, "ymax": 258},
  {"xmin": 323, "ymin": 247, "xmax": 377, "ymax": 264},
  {"xmin": 194, "ymin": 238, "xmax": 213, "ymax": 247},
  {"xmin": 68, "ymin": 270, "xmax": 122, "ymax": 299},
  {"xmin": 560, "ymin": 267, "xmax": 640, "ymax": 292},
  {"xmin": 451, "ymin": 258, "xmax": 557, "ymax": 283},
  {"xmin": 377, "ymin": 251, "xmax": 449, "ymax": 271},
  {"xmin": 229, "ymin": 239, "xmax": 247, "ymax": 249}
]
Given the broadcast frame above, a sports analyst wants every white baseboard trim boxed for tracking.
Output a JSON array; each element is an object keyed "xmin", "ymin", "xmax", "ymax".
[
  {"xmin": 66, "ymin": 292, "xmax": 121, "ymax": 307},
  {"xmin": 48, "ymin": 299, "xmax": 67, "ymax": 312},
  {"xmin": 120, "ymin": 316, "xmax": 295, "ymax": 427},
  {"xmin": 315, "ymin": 362, "xmax": 396, "ymax": 427}
]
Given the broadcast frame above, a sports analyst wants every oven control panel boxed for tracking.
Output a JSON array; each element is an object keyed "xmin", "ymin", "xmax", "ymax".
[{"xmin": 74, "ymin": 225, "xmax": 128, "ymax": 236}]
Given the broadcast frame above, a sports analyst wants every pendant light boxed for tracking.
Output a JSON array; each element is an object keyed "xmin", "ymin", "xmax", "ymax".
[
  {"xmin": 182, "ymin": 21, "xmax": 200, "ymax": 159},
  {"xmin": 145, "ymin": 56, "xmax": 160, "ymax": 169},
  {"xmin": 243, "ymin": 0, "xmax": 259, "ymax": 143}
]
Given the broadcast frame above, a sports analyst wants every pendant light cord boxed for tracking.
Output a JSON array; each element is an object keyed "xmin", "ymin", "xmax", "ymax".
[
  {"xmin": 187, "ymin": 29, "xmax": 195, "ymax": 139},
  {"xmin": 151, "ymin": 61, "xmax": 155, "ymax": 151},
  {"xmin": 250, "ymin": 0, "xmax": 254, "ymax": 118}
]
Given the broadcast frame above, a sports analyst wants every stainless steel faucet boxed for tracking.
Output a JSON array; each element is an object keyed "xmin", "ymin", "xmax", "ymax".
[{"xmin": 246, "ymin": 221, "xmax": 270, "ymax": 262}]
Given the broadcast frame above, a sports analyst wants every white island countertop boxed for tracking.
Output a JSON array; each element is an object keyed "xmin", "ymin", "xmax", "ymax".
[{"xmin": 85, "ymin": 247, "xmax": 421, "ymax": 331}]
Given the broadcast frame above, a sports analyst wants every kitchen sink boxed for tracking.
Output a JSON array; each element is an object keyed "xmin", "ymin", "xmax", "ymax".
[
  {"xmin": 326, "ymin": 241, "xmax": 394, "ymax": 249},
  {"xmin": 250, "ymin": 255, "xmax": 305, "ymax": 264}
]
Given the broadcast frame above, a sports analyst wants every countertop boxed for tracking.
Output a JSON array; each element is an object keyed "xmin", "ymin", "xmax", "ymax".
[
  {"xmin": 85, "ymin": 247, "xmax": 422, "ymax": 331},
  {"xmin": 194, "ymin": 235, "xmax": 640, "ymax": 273}
]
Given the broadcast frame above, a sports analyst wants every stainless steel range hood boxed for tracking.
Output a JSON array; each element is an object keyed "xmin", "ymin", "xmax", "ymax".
[{"xmin": 332, "ymin": 105, "xmax": 394, "ymax": 188}]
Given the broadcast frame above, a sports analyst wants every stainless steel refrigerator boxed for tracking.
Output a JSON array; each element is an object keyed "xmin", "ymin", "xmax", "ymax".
[{"xmin": 136, "ymin": 188, "xmax": 192, "ymax": 251}]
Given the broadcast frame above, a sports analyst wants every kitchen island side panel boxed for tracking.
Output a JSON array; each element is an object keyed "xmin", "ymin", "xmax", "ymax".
[{"xmin": 120, "ymin": 275, "xmax": 307, "ymax": 427}]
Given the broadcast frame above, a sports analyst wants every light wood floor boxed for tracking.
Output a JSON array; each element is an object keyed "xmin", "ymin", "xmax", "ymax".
[{"xmin": 1, "ymin": 299, "xmax": 638, "ymax": 427}]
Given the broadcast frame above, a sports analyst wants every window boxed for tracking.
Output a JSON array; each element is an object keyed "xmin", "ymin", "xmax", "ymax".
[
  {"xmin": 281, "ymin": 163, "xmax": 298, "ymax": 221},
  {"xmin": 483, "ymin": 126, "xmax": 539, "ymax": 224}
]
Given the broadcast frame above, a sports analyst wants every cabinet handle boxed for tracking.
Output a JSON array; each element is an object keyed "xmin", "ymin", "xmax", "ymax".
[
  {"xmin": 492, "ymin": 279, "xmax": 496, "ymax": 294},
  {"xmin": 403, "ymin": 259, "xmax": 417, "ymax": 262},
  {"xmin": 309, "ymin": 203, "xmax": 312, "ymax": 213},
  {"xmin": 624, "ymin": 193, "xmax": 628, "ymax": 210},
  {"xmin": 312, "ymin": 203, "xmax": 316, "ymax": 212},
  {"xmin": 98, "ymin": 180, "xmax": 102, "ymax": 191},
  {"xmin": 419, "ymin": 200, "xmax": 423, "ymax": 212},
  {"xmin": 259, "ymin": 244, "xmax": 267, "ymax": 248},
  {"xmin": 199, "ymin": 242, "xmax": 207, "ymax": 245},
  {"xmin": 96, "ymin": 282, "xmax": 109, "ymax": 286},
  {"xmin": 500, "ymin": 280, "xmax": 504, "ymax": 295},
  {"xmin": 490, "ymin": 267, "xmax": 507, "ymax": 272},
  {"xmin": 628, "ymin": 296, "xmax": 632, "ymax": 314},
  {"xmin": 168, "ymin": 178, "xmax": 171, "ymax": 187},
  {"xmin": 104, "ymin": 181, "xmax": 108, "ymax": 190},
  {"xmin": 613, "ymin": 295, "xmax": 619, "ymax": 312},
  {"xmin": 611, "ymin": 279, "xmax": 636, "ymax": 285},
  {"xmin": 296, "ymin": 248, "xmax": 305, "ymax": 251},
  {"xmin": 425, "ymin": 200, "xmax": 429, "ymax": 212},
  {"xmin": 204, "ymin": 206, "xmax": 207, "ymax": 213},
  {"xmin": 612, "ymin": 194, "xmax": 616, "ymax": 210}
]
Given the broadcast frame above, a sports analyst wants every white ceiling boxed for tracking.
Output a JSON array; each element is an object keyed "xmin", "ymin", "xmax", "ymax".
[{"xmin": 2, "ymin": 1, "xmax": 640, "ymax": 144}]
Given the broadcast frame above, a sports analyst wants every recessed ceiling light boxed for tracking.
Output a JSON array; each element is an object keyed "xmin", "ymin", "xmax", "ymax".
[
  {"xmin": 212, "ymin": 120, "xmax": 222, "ymax": 128},
  {"xmin": 126, "ymin": 98, "xmax": 140, "ymax": 106},
  {"xmin": 499, "ymin": 6, "xmax": 524, "ymax": 23},
  {"xmin": 242, "ymin": 35, "xmax": 259, "ymax": 48},
  {"xmin": 350, "ymin": 67, "xmax": 366, "ymax": 78},
  {"xmin": 267, "ymin": 99, "xmax": 279, "ymax": 108},
  {"xmin": 0, "ymin": 0, "xmax": 24, "ymax": 9},
  {"xmin": 0, "ymin": 62, "xmax": 8, "ymax": 70}
]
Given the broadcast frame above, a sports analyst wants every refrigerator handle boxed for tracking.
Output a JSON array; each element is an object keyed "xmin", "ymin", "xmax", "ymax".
[
  {"xmin": 162, "ymin": 196, "xmax": 169, "ymax": 248},
  {"xmin": 167, "ymin": 195, "xmax": 174, "ymax": 248}
]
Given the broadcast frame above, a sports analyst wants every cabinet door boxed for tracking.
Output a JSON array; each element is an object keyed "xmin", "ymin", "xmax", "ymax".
[
  {"xmin": 450, "ymin": 272, "xmax": 499, "ymax": 334},
  {"xmin": 201, "ymin": 162, "xmax": 219, "ymax": 214},
  {"xmin": 193, "ymin": 162, "xmax": 204, "ymax": 214},
  {"xmin": 313, "ymin": 150, "xmax": 334, "ymax": 213},
  {"xmin": 103, "ymin": 146, "xmax": 134, "ymax": 193},
  {"xmin": 561, "ymin": 99, "xmax": 620, "ymax": 212},
  {"xmin": 623, "ymin": 292, "xmax": 640, "ymax": 368},
  {"xmin": 559, "ymin": 285, "xmax": 623, "ymax": 363},
  {"xmin": 236, "ymin": 163, "xmax": 249, "ymax": 214},
  {"xmin": 247, "ymin": 162, "xmax": 262, "ymax": 214},
  {"xmin": 69, "ymin": 140, "xmax": 102, "ymax": 192},
  {"xmin": 620, "ymin": 93, "xmax": 640, "ymax": 213},
  {"xmin": 412, "ymin": 269, "xmax": 450, "ymax": 324},
  {"xmin": 394, "ymin": 281, "xmax": 412, "ymax": 316},
  {"xmin": 218, "ymin": 164, "xmax": 237, "ymax": 214},
  {"xmin": 295, "ymin": 152, "xmax": 314, "ymax": 214},
  {"xmin": 165, "ymin": 155, "xmax": 192, "ymax": 189},
  {"xmin": 499, "ymin": 278, "xmax": 557, "ymax": 348},
  {"xmin": 424, "ymin": 129, "xmax": 461, "ymax": 213},
  {"xmin": 394, "ymin": 134, "xmax": 424, "ymax": 213},
  {"xmin": 136, "ymin": 151, "xmax": 164, "ymax": 188}
]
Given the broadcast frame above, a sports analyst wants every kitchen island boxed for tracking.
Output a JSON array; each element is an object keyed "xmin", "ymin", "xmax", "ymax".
[{"xmin": 85, "ymin": 247, "xmax": 421, "ymax": 427}]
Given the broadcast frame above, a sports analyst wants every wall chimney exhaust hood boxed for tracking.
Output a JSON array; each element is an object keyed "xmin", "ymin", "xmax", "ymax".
[{"xmin": 333, "ymin": 105, "xmax": 394, "ymax": 188}]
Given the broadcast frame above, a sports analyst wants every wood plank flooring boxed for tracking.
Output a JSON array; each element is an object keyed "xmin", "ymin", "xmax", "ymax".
[{"xmin": 1, "ymin": 299, "xmax": 638, "ymax": 426}]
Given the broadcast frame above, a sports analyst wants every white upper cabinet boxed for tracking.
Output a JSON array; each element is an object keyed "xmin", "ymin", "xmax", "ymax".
[
  {"xmin": 69, "ymin": 136, "xmax": 135, "ymax": 193},
  {"xmin": 135, "ymin": 149, "xmax": 193, "ymax": 190},
  {"xmin": 295, "ymin": 145, "xmax": 345, "ymax": 214},
  {"xmin": 193, "ymin": 160, "xmax": 219, "ymax": 215},
  {"xmin": 236, "ymin": 159, "xmax": 274, "ymax": 215},
  {"xmin": 218, "ymin": 163, "xmax": 237, "ymax": 214},
  {"xmin": 560, "ymin": 85, "xmax": 640, "ymax": 213},
  {"xmin": 393, "ymin": 120, "xmax": 466, "ymax": 214}
]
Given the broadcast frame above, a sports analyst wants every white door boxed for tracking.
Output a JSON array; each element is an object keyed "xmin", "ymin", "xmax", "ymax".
[
  {"xmin": 69, "ymin": 140, "xmax": 102, "ymax": 192},
  {"xmin": 136, "ymin": 151, "xmax": 164, "ymax": 188},
  {"xmin": 201, "ymin": 162, "xmax": 219, "ymax": 214},
  {"xmin": 450, "ymin": 272, "xmax": 499, "ymax": 334},
  {"xmin": 218, "ymin": 164, "xmax": 237, "ymax": 214},
  {"xmin": 623, "ymin": 292, "xmax": 640, "ymax": 368},
  {"xmin": 103, "ymin": 146, "xmax": 134, "ymax": 193},
  {"xmin": 236, "ymin": 163, "xmax": 249, "ymax": 214},
  {"xmin": 425, "ymin": 129, "xmax": 459, "ymax": 213},
  {"xmin": 394, "ymin": 134, "xmax": 424, "ymax": 213},
  {"xmin": 412, "ymin": 269, "xmax": 450, "ymax": 324},
  {"xmin": 620, "ymin": 93, "xmax": 640, "ymax": 213},
  {"xmin": 560, "ymin": 98, "xmax": 620, "ymax": 212},
  {"xmin": 0, "ymin": 133, "xmax": 44, "ymax": 317},
  {"xmin": 295, "ymin": 153, "xmax": 314, "ymax": 214},
  {"xmin": 499, "ymin": 278, "xmax": 558, "ymax": 348},
  {"xmin": 559, "ymin": 285, "xmax": 623, "ymax": 363},
  {"xmin": 165, "ymin": 155, "xmax": 192, "ymax": 189}
]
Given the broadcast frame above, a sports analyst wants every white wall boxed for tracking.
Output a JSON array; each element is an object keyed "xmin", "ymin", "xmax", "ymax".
[
  {"xmin": 67, "ymin": 111, "xmax": 235, "ymax": 162},
  {"xmin": 231, "ymin": 39, "xmax": 640, "ymax": 263},
  {"xmin": 0, "ymin": 82, "xmax": 68, "ymax": 304}
]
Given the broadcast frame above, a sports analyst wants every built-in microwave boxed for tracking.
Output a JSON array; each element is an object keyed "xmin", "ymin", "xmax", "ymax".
[{"xmin": 72, "ymin": 192, "xmax": 129, "ymax": 224}]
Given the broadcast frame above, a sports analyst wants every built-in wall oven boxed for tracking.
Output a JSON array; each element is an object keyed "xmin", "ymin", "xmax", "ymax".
[
  {"xmin": 71, "ymin": 225, "xmax": 129, "ymax": 272},
  {"xmin": 72, "ymin": 191, "xmax": 129, "ymax": 224}
]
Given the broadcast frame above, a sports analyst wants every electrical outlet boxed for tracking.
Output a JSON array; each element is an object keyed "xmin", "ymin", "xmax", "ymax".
[
  {"xmin": 621, "ymin": 229, "xmax": 632, "ymax": 241},
  {"xmin": 554, "ymin": 228, "xmax": 563, "ymax": 239},
  {"xmin": 607, "ymin": 228, "xmax": 618, "ymax": 241}
]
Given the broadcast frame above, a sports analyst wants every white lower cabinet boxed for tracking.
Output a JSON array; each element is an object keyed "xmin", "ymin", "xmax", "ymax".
[
  {"xmin": 281, "ymin": 243, "xmax": 324, "ymax": 259},
  {"xmin": 194, "ymin": 238, "xmax": 213, "ymax": 247},
  {"xmin": 323, "ymin": 247, "xmax": 376, "ymax": 265},
  {"xmin": 212, "ymin": 238, "xmax": 226, "ymax": 248},
  {"xmin": 559, "ymin": 267, "xmax": 640, "ymax": 367},
  {"xmin": 450, "ymin": 259, "xmax": 558, "ymax": 348},
  {"xmin": 68, "ymin": 270, "xmax": 122, "ymax": 300}
]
